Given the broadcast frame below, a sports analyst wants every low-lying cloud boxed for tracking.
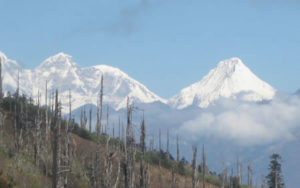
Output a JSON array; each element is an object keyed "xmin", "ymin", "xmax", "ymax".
[{"xmin": 179, "ymin": 95, "xmax": 300, "ymax": 146}]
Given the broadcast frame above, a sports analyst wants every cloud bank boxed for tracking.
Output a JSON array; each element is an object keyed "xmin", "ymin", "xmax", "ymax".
[{"xmin": 179, "ymin": 95, "xmax": 300, "ymax": 146}]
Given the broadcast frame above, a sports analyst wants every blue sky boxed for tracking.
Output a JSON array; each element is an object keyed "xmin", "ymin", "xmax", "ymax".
[{"xmin": 0, "ymin": 0, "xmax": 300, "ymax": 98}]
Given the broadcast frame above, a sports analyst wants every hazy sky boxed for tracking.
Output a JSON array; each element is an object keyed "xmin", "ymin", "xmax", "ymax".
[{"xmin": 1, "ymin": 0, "xmax": 300, "ymax": 98}]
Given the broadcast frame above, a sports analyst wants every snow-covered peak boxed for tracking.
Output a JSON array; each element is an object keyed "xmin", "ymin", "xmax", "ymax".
[
  {"xmin": 0, "ymin": 51, "xmax": 22, "ymax": 70},
  {"xmin": 0, "ymin": 51, "xmax": 32, "ymax": 97},
  {"xmin": 216, "ymin": 57, "xmax": 245, "ymax": 73},
  {"xmin": 81, "ymin": 64, "xmax": 166, "ymax": 110},
  {"xmin": 0, "ymin": 51, "xmax": 21, "ymax": 68},
  {"xmin": 169, "ymin": 57, "xmax": 276, "ymax": 109},
  {"xmin": 37, "ymin": 52, "xmax": 78, "ymax": 70},
  {"xmin": 0, "ymin": 51, "xmax": 8, "ymax": 61}
]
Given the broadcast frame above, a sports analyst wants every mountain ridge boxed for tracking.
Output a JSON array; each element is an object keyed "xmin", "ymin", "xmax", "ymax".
[
  {"xmin": 0, "ymin": 51, "xmax": 276, "ymax": 112},
  {"xmin": 0, "ymin": 51, "xmax": 166, "ymax": 112}
]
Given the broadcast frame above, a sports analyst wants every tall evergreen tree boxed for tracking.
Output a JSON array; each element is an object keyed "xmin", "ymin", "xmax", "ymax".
[{"xmin": 266, "ymin": 153, "xmax": 284, "ymax": 188}]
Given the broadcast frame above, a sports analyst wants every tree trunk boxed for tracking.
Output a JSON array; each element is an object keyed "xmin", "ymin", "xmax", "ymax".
[
  {"xmin": 140, "ymin": 117, "xmax": 146, "ymax": 188},
  {"xmin": 192, "ymin": 146, "xmax": 198, "ymax": 188},
  {"xmin": 125, "ymin": 98, "xmax": 135, "ymax": 188},
  {"xmin": 52, "ymin": 89, "xmax": 62, "ymax": 188},
  {"xmin": 176, "ymin": 135, "xmax": 180, "ymax": 162},
  {"xmin": 202, "ymin": 145, "xmax": 206, "ymax": 188},
  {"xmin": 95, "ymin": 75, "xmax": 103, "ymax": 188}
]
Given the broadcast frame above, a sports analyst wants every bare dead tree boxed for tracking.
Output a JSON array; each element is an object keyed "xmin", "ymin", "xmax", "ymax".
[
  {"xmin": 124, "ymin": 98, "xmax": 135, "ymax": 188},
  {"xmin": 159, "ymin": 128, "xmax": 162, "ymax": 153},
  {"xmin": 0, "ymin": 111, "xmax": 7, "ymax": 145},
  {"xmin": 0, "ymin": 58, "xmax": 3, "ymax": 99},
  {"xmin": 40, "ymin": 81, "xmax": 52, "ymax": 177},
  {"xmin": 52, "ymin": 89, "xmax": 63, "ymax": 188},
  {"xmin": 16, "ymin": 69, "xmax": 19, "ymax": 98},
  {"xmin": 237, "ymin": 156, "xmax": 242, "ymax": 185},
  {"xmin": 158, "ymin": 160, "xmax": 162, "ymax": 188},
  {"xmin": 95, "ymin": 75, "xmax": 103, "ymax": 188},
  {"xmin": 112, "ymin": 146, "xmax": 121, "ymax": 188},
  {"xmin": 121, "ymin": 121, "xmax": 125, "ymax": 143},
  {"xmin": 247, "ymin": 163, "xmax": 253, "ymax": 187},
  {"xmin": 192, "ymin": 146, "xmax": 198, "ymax": 188},
  {"xmin": 176, "ymin": 135, "xmax": 180, "ymax": 162},
  {"xmin": 14, "ymin": 98, "xmax": 18, "ymax": 149},
  {"xmin": 230, "ymin": 168, "xmax": 233, "ymax": 188},
  {"xmin": 202, "ymin": 145, "xmax": 206, "ymax": 188},
  {"xmin": 104, "ymin": 104, "xmax": 117, "ymax": 188},
  {"xmin": 105, "ymin": 105, "xmax": 109, "ymax": 135},
  {"xmin": 34, "ymin": 91, "xmax": 42, "ymax": 166},
  {"xmin": 89, "ymin": 107, "xmax": 92, "ymax": 133},
  {"xmin": 113, "ymin": 124, "xmax": 115, "ymax": 138},
  {"xmin": 45, "ymin": 80, "xmax": 51, "ymax": 143},
  {"xmin": 0, "ymin": 58, "xmax": 4, "ymax": 144},
  {"xmin": 80, "ymin": 106, "xmax": 87, "ymax": 130},
  {"xmin": 239, "ymin": 157, "xmax": 242, "ymax": 185},
  {"xmin": 171, "ymin": 166, "xmax": 177, "ymax": 188},
  {"xmin": 145, "ymin": 163, "xmax": 150, "ymax": 188},
  {"xmin": 149, "ymin": 134, "xmax": 154, "ymax": 152},
  {"xmin": 104, "ymin": 132, "xmax": 112, "ymax": 188},
  {"xmin": 63, "ymin": 89, "xmax": 72, "ymax": 188},
  {"xmin": 166, "ymin": 128, "xmax": 169, "ymax": 159},
  {"xmin": 14, "ymin": 70, "xmax": 20, "ymax": 151},
  {"xmin": 23, "ymin": 98, "xmax": 30, "ymax": 152},
  {"xmin": 118, "ymin": 116, "xmax": 121, "ymax": 139},
  {"xmin": 140, "ymin": 115, "xmax": 146, "ymax": 188},
  {"xmin": 221, "ymin": 161, "xmax": 228, "ymax": 188},
  {"xmin": 18, "ymin": 100, "xmax": 24, "ymax": 149},
  {"xmin": 51, "ymin": 91, "xmax": 54, "ymax": 113}
]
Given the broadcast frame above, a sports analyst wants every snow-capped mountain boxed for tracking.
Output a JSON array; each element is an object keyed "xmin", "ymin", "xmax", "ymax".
[
  {"xmin": 168, "ymin": 57, "xmax": 276, "ymax": 109},
  {"xmin": 0, "ymin": 51, "xmax": 166, "ymax": 112},
  {"xmin": 1, "ymin": 51, "xmax": 276, "ymax": 112}
]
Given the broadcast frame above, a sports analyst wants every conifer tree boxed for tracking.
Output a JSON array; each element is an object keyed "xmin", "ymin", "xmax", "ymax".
[{"xmin": 266, "ymin": 153, "xmax": 284, "ymax": 188}]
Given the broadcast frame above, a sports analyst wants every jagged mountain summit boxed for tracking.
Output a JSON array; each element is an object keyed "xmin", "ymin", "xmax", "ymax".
[
  {"xmin": 0, "ymin": 51, "xmax": 166, "ymax": 112},
  {"xmin": 168, "ymin": 57, "xmax": 276, "ymax": 109}
]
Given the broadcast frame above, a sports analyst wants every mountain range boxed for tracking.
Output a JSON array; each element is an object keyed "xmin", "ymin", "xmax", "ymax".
[
  {"xmin": 1, "ymin": 51, "xmax": 300, "ymax": 187},
  {"xmin": 0, "ymin": 51, "xmax": 276, "ymax": 113},
  {"xmin": 0, "ymin": 52, "xmax": 165, "ymax": 112}
]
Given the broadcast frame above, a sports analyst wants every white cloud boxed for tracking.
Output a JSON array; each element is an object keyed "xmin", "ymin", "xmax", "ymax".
[{"xmin": 179, "ymin": 96, "xmax": 300, "ymax": 146}]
